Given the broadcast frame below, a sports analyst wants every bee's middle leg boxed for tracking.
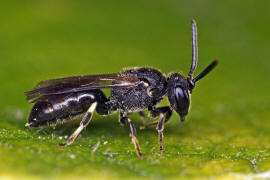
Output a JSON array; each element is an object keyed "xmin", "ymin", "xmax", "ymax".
[{"xmin": 120, "ymin": 112, "xmax": 143, "ymax": 158}]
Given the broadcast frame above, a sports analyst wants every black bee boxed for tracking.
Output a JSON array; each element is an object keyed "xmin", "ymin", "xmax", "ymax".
[{"xmin": 24, "ymin": 20, "xmax": 218, "ymax": 158}]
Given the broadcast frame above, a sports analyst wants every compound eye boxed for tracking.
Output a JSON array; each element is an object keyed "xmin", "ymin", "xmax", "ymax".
[
  {"xmin": 175, "ymin": 87, "xmax": 189, "ymax": 104},
  {"xmin": 168, "ymin": 86, "xmax": 190, "ymax": 121},
  {"xmin": 174, "ymin": 87, "xmax": 190, "ymax": 120}
]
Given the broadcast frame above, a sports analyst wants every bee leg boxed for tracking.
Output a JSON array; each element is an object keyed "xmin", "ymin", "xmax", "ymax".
[
  {"xmin": 157, "ymin": 113, "xmax": 166, "ymax": 152},
  {"xmin": 120, "ymin": 113, "xmax": 143, "ymax": 158},
  {"xmin": 156, "ymin": 107, "xmax": 172, "ymax": 152},
  {"xmin": 57, "ymin": 102, "xmax": 97, "ymax": 147},
  {"xmin": 139, "ymin": 106, "xmax": 172, "ymax": 152},
  {"xmin": 140, "ymin": 106, "xmax": 172, "ymax": 130},
  {"xmin": 138, "ymin": 111, "xmax": 148, "ymax": 121},
  {"xmin": 139, "ymin": 121, "xmax": 158, "ymax": 130}
]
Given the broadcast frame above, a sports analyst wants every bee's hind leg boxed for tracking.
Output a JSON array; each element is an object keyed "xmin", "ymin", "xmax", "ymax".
[{"xmin": 57, "ymin": 102, "xmax": 97, "ymax": 147}]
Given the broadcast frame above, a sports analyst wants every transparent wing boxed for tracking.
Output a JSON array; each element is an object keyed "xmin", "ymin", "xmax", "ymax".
[{"xmin": 24, "ymin": 73, "xmax": 142, "ymax": 103}]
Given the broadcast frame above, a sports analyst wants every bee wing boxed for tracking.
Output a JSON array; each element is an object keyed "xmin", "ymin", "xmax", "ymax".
[{"xmin": 24, "ymin": 73, "xmax": 143, "ymax": 103}]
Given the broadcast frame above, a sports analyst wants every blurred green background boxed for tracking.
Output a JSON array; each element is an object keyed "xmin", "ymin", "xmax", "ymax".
[{"xmin": 0, "ymin": 0, "xmax": 270, "ymax": 179}]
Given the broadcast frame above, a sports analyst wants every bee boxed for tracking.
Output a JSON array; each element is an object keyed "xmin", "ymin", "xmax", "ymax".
[{"xmin": 24, "ymin": 20, "xmax": 218, "ymax": 158}]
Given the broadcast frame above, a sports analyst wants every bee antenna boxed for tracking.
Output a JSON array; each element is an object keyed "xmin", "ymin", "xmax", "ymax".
[
  {"xmin": 192, "ymin": 60, "xmax": 218, "ymax": 84},
  {"xmin": 187, "ymin": 19, "xmax": 198, "ymax": 82}
]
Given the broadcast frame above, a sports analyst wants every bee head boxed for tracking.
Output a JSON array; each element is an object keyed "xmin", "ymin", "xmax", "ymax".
[
  {"xmin": 167, "ymin": 73, "xmax": 190, "ymax": 121},
  {"xmin": 167, "ymin": 20, "xmax": 218, "ymax": 121}
]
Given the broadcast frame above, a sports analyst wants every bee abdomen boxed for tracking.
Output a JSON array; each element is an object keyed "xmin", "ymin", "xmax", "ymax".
[{"xmin": 27, "ymin": 90, "xmax": 104, "ymax": 127}]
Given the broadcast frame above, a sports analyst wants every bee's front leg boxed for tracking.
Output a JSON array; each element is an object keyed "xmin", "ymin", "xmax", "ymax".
[{"xmin": 140, "ymin": 106, "xmax": 172, "ymax": 152}]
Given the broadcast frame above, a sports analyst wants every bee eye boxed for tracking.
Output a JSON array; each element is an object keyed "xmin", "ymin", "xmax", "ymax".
[
  {"xmin": 175, "ymin": 87, "xmax": 189, "ymax": 104},
  {"xmin": 168, "ymin": 86, "xmax": 190, "ymax": 121}
]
